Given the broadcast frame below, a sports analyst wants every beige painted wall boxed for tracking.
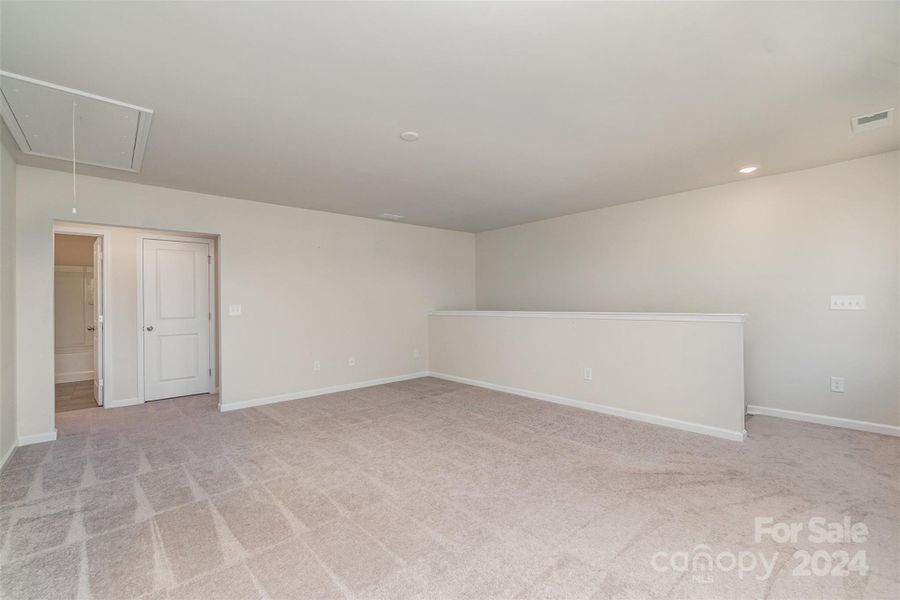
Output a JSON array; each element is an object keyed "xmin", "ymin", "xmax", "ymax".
[
  {"xmin": 16, "ymin": 166, "xmax": 476, "ymax": 438},
  {"xmin": 0, "ymin": 140, "xmax": 16, "ymax": 460},
  {"xmin": 430, "ymin": 312, "xmax": 746, "ymax": 440},
  {"xmin": 54, "ymin": 234, "xmax": 94, "ymax": 266},
  {"xmin": 477, "ymin": 152, "xmax": 900, "ymax": 427}
]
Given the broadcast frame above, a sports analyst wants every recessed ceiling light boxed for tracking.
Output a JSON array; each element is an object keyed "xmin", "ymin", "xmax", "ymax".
[
  {"xmin": 738, "ymin": 165, "xmax": 759, "ymax": 174},
  {"xmin": 399, "ymin": 131, "xmax": 420, "ymax": 142},
  {"xmin": 379, "ymin": 213, "xmax": 405, "ymax": 220}
]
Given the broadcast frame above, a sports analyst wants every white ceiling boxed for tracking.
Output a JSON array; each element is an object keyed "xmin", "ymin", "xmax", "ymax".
[{"xmin": 1, "ymin": 1, "xmax": 898, "ymax": 232}]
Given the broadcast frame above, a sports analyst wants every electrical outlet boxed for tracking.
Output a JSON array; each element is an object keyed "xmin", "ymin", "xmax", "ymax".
[
  {"xmin": 348, "ymin": 357, "xmax": 356, "ymax": 367},
  {"xmin": 830, "ymin": 296, "xmax": 865, "ymax": 310},
  {"xmin": 413, "ymin": 348, "xmax": 420, "ymax": 358},
  {"xmin": 583, "ymin": 367, "xmax": 593, "ymax": 381},
  {"xmin": 313, "ymin": 360, "xmax": 321, "ymax": 372},
  {"xmin": 830, "ymin": 376, "xmax": 845, "ymax": 393},
  {"xmin": 228, "ymin": 304, "xmax": 242, "ymax": 316}
]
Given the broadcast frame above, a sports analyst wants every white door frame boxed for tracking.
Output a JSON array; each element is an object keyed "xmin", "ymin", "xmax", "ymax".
[
  {"xmin": 137, "ymin": 234, "xmax": 217, "ymax": 403},
  {"xmin": 52, "ymin": 224, "xmax": 110, "ymax": 408}
]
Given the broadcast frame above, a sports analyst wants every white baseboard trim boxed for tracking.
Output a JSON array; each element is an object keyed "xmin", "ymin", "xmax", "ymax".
[
  {"xmin": 747, "ymin": 405, "xmax": 900, "ymax": 437},
  {"xmin": 18, "ymin": 430, "xmax": 58, "ymax": 446},
  {"xmin": 55, "ymin": 371, "xmax": 94, "ymax": 384},
  {"xmin": 106, "ymin": 397, "xmax": 142, "ymax": 409},
  {"xmin": 430, "ymin": 372, "xmax": 746, "ymax": 442},
  {"xmin": 219, "ymin": 372, "xmax": 430, "ymax": 412},
  {"xmin": 0, "ymin": 441, "xmax": 17, "ymax": 470}
]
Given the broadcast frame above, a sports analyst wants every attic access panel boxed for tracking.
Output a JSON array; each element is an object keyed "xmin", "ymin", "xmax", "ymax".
[{"xmin": 0, "ymin": 71, "xmax": 153, "ymax": 172}]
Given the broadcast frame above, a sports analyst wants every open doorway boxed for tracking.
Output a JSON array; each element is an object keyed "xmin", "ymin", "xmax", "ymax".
[
  {"xmin": 52, "ymin": 222, "xmax": 219, "ymax": 418},
  {"xmin": 54, "ymin": 233, "xmax": 104, "ymax": 412}
]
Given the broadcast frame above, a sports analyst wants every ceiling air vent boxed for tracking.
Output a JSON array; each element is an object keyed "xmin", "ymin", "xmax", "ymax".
[
  {"xmin": 851, "ymin": 109, "xmax": 894, "ymax": 133},
  {"xmin": 0, "ymin": 71, "xmax": 153, "ymax": 172}
]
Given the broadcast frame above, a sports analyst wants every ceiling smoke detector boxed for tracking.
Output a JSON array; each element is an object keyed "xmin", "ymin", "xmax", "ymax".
[
  {"xmin": 851, "ymin": 109, "xmax": 894, "ymax": 133},
  {"xmin": 399, "ymin": 131, "xmax": 420, "ymax": 142}
]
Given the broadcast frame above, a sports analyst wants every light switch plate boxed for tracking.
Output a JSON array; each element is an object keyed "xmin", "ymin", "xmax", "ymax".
[
  {"xmin": 830, "ymin": 295, "xmax": 864, "ymax": 310},
  {"xmin": 228, "ymin": 304, "xmax": 242, "ymax": 316}
]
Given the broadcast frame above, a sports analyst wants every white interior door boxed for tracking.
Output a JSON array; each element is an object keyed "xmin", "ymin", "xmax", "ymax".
[
  {"xmin": 92, "ymin": 238, "xmax": 103, "ymax": 406},
  {"xmin": 143, "ymin": 239, "xmax": 211, "ymax": 401}
]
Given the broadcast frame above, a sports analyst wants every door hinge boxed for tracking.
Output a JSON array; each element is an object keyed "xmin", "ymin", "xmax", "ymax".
[
  {"xmin": 208, "ymin": 255, "xmax": 211, "ymax": 264},
  {"xmin": 99, "ymin": 378, "xmax": 104, "ymax": 387},
  {"xmin": 208, "ymin": 311, "xmax": 211, "ymax": 320},
  {"xmin": 209, "ymin": 368, "xmax": 212, "ymax": 376}
]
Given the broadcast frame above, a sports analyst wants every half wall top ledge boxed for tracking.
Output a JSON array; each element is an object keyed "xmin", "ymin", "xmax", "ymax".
[
  {"xmin": 0, "ymin": 71, "xmax": 153, "ymax": 173},
  {"xmin": 429, "ymin": 310, "xmax": 747, "ymax": 324}
]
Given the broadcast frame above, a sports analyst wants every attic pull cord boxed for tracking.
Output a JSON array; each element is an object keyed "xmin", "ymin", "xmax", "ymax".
[{"xmin": 71, "ymin": 100, "xmax": 77, "ymax": 215}]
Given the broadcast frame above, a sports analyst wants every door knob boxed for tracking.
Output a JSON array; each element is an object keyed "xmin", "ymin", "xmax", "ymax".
[
  {"xmin": 145, "ymin": 326, "xmax": 154, "ymax": 332},
  {"xmin": 87, "ymin": 326, "xmax": 95, "ymax": 331}
]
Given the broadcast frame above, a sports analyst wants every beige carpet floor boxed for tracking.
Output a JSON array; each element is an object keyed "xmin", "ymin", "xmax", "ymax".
[{"xmin": 0, "ymin": 377, "xmax": 897, "ymax": 599}]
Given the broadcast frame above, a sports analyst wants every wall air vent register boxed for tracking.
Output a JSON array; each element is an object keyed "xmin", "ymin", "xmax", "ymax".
[{"xmin": 850, "ymin": 109, "xmax": 894, "ymax": 134}]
